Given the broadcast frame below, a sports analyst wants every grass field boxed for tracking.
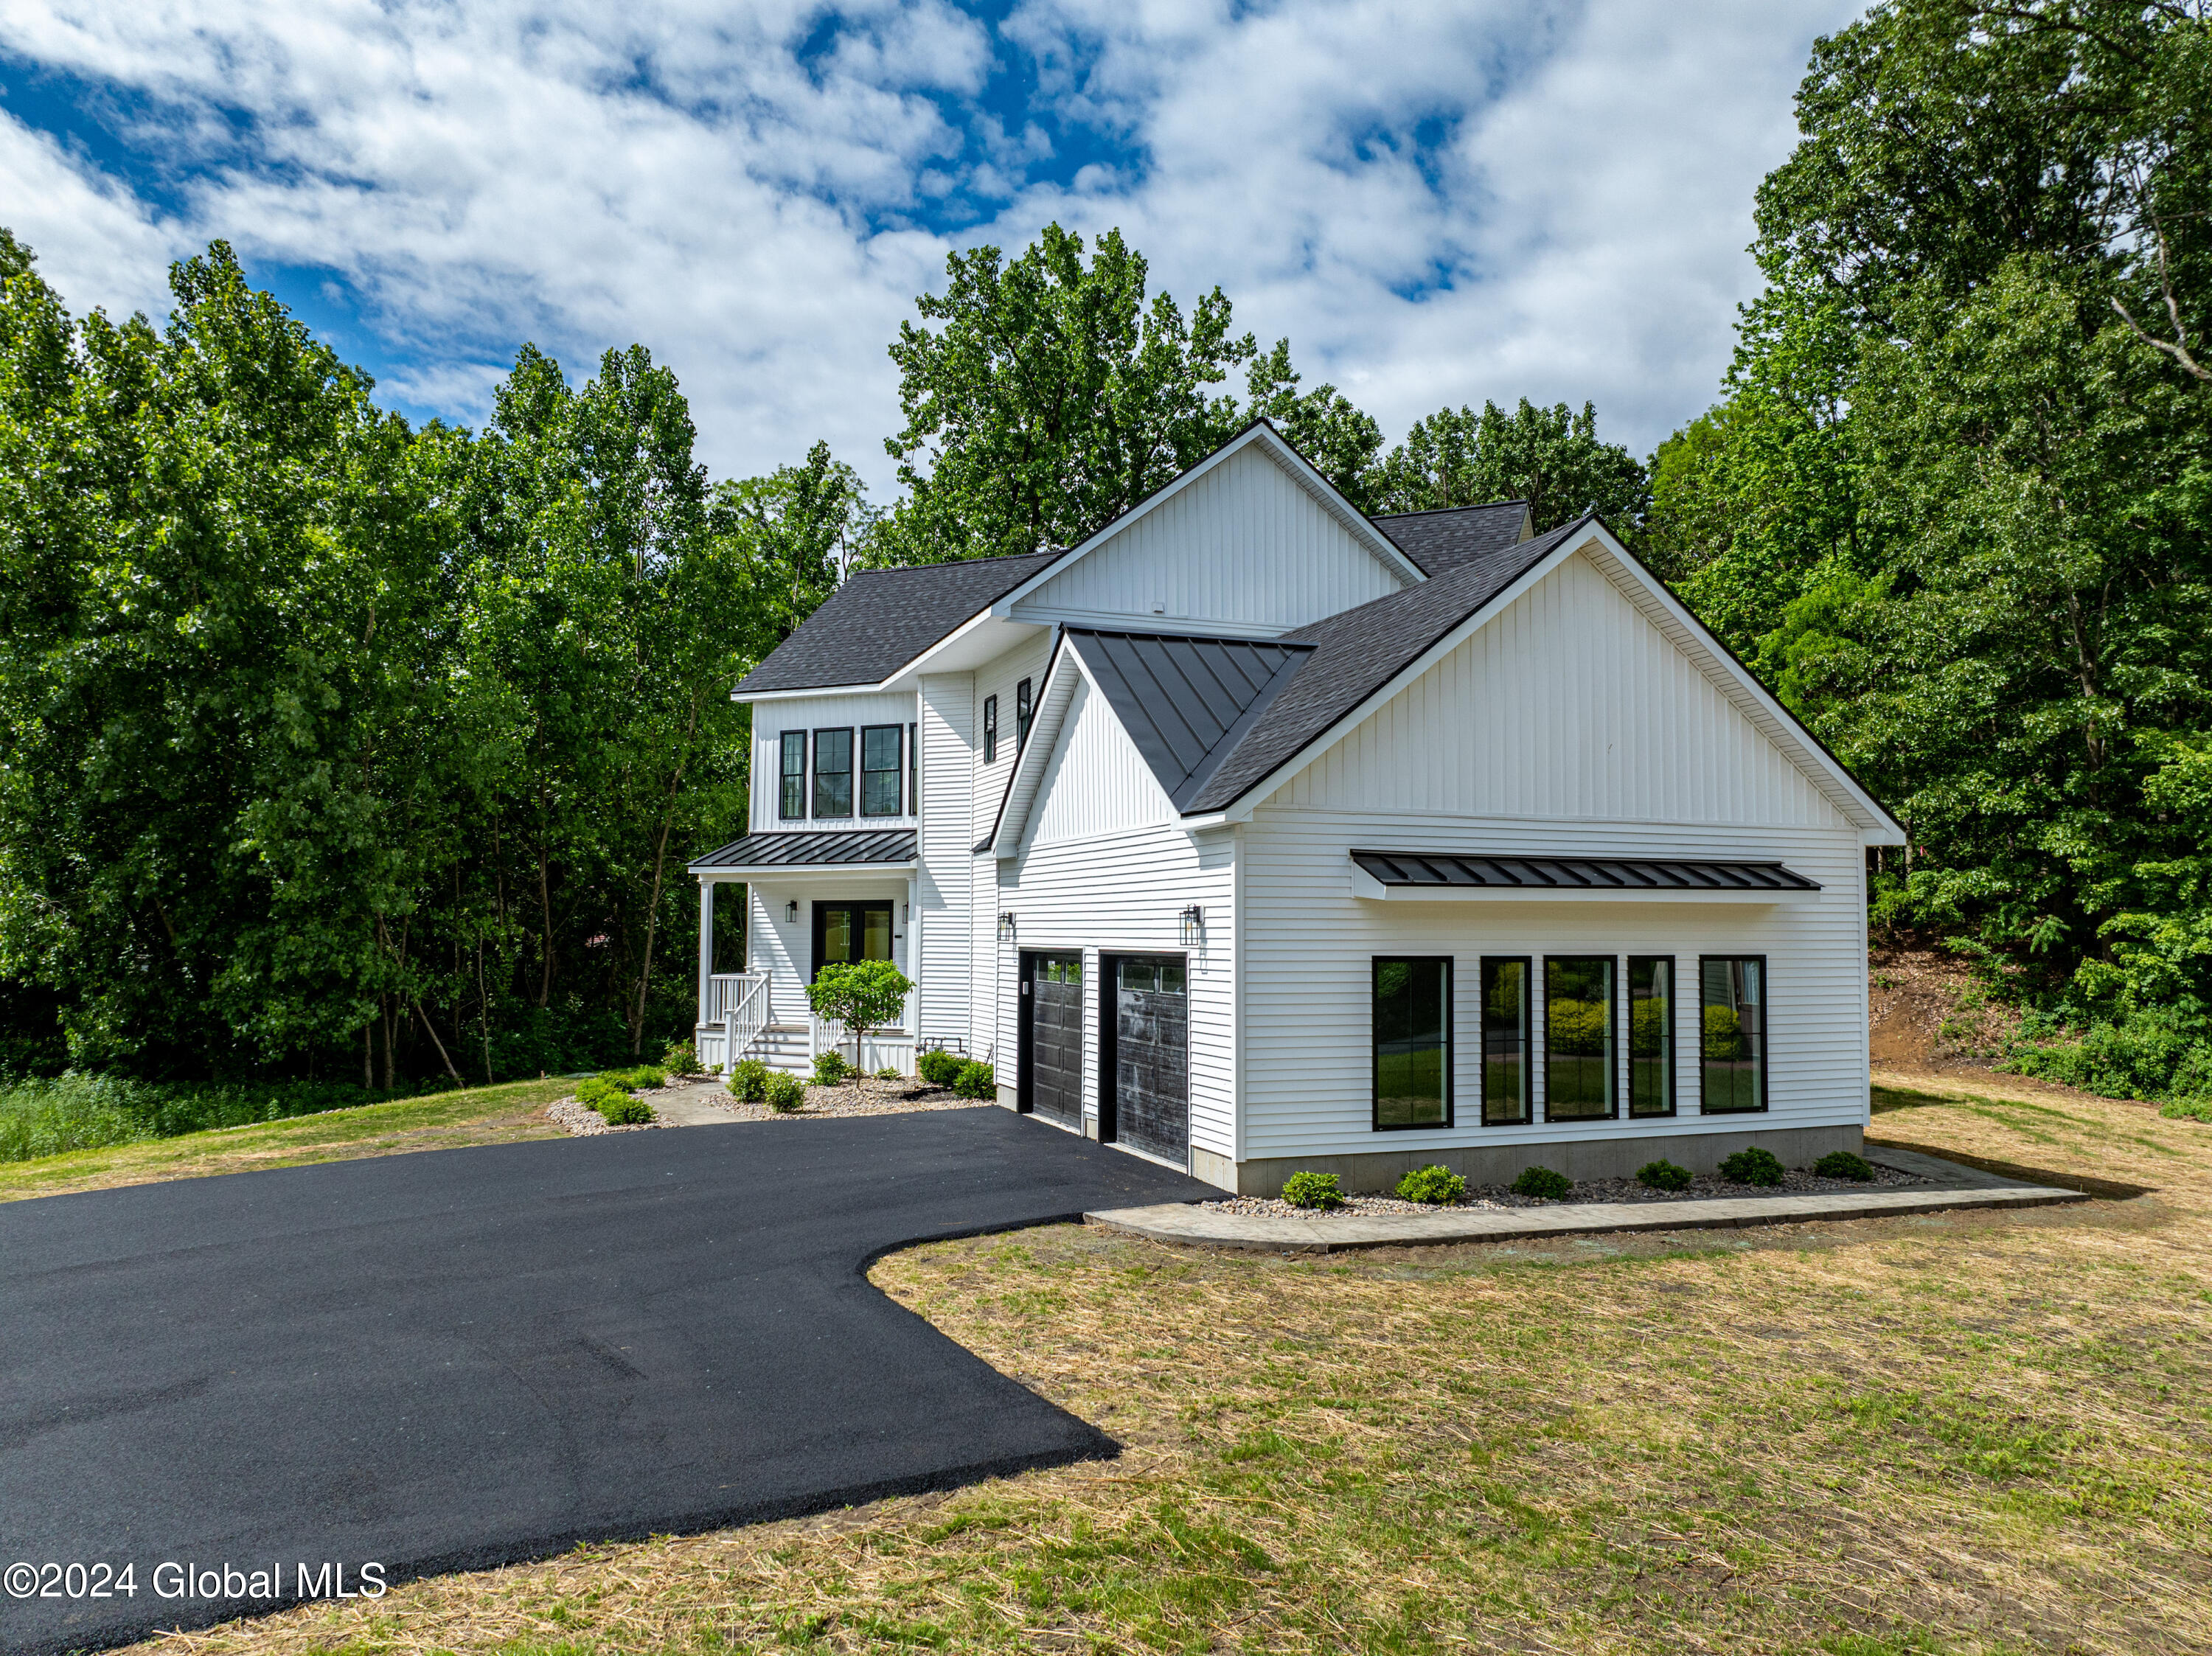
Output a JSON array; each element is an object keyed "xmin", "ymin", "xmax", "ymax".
[{"xmin": 107, "ymin": 1071, "xmax": 2212, "ymax": 1655}]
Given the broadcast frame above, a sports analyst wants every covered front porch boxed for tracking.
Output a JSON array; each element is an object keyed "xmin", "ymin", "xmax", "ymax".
[{"xmin": 689, "ymin": 829, "xmax": 922, "ymax": 1076}]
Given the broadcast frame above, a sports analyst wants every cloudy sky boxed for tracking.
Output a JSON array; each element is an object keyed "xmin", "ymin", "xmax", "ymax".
[{"xmin": 0, "ymin": 0, "xmax": 1862, "ymax": 491}]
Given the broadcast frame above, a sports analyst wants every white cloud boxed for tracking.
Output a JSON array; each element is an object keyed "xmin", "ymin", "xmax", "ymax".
[{"xmin": 0, "ymin": 0, "xmax": 1865, "ymax": 486}]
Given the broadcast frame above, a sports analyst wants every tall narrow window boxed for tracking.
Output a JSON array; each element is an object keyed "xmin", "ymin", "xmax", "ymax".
[
  {"xmin": 779, "ymin": 731, "xmax": 807, "ymax": 820},
  {"xmin": 1544, "ymin": 956, "xmax": 1615, "ymax": 1121},
  {"xmin": 983, "ymin": 695, "xmax": 998, "ymax": 764},
  {"xmin": 1629, "ymin": 956, "xmax": 1674, "ymax": 1118},
  {"xmin": 862, "ymin": 725, "xmax": 902, "ymax": 816},
  {"xmin": 1373, "ymin": 957, "xmax": 1451, "ymax": 1130},
  {"xmin": 812, "ymin": 728, "xmax": 853, "ymax": 818},
  {"xmin": 1015, "ymin": 678, "xmax": 1034, "ymax": 751},
  {"xmin": 908, "ymin": 721, "xmax": 917, "ymax": 815},
  {"xmin": 1481, "ymin": 957, "xmax": 1531, "ymax": 1125},
  {"xmin": 1700, "ymin": 957, "xmax": 1766, "ymax": 1113}
]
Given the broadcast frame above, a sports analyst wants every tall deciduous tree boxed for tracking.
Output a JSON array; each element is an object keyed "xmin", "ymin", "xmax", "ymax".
[{"xmin": 1371, "ymin": 398, "xmax": 1649, "ymax": 533}]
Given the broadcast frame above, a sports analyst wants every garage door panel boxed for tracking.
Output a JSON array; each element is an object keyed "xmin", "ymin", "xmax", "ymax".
[
  {"xmin": 1026, "ymin": 954, "xmax": 1084, "ymax": 1127},
  {"xmin": 1113, "ymin": 956, "xmax": 1188, "ymax": 1165}
]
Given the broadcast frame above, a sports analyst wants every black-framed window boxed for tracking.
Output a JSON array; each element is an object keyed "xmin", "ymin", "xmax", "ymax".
[
  {"xmin": 861, "ymin": 725, "xmax": 902, "ymax": 817},
  {"xmin": 779, "ymin": 731, "xmax": 807, "ymax": 820},
  {"xmin": 1374, "ymin": 956, "xmax": 1450, "ymax": 1130},
  {"xmin": 1544, "ymin": 956, "xmax": 1615, "ymax": 1121},
  {"xmin": 812, "ymin": 902, "xmax": 892, "ymax": 979},
  {"xmin": 1016, "ymin": 678, "xmax": 1034, "ymax": 751},
  {"xmin": 1629, "ymin": 956, "xmax": 1675, "ymax": 1118},
  {"xmin": 812, "ymin": 728, "xmax": 853, "ymax": 818},
  {"xmin": 1700, "ymin": 956, "xmax": 1767, "ymax": 1113},
  {"xmin": 908, "ymin": 721, "xmax": 917, "ymax": 815},
  {"xmin": 983, "ymin": 695, "xmax": 998, "ymax": 765},
  {"xmin": 1480, "ymin": 957, "xmax": 1531, "ymax": 1125}
]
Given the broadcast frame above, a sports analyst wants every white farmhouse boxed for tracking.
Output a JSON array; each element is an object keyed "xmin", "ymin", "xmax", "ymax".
[{"xmin": 689, "ymin": 421, "xmax": 1904, "ymax": 1196}]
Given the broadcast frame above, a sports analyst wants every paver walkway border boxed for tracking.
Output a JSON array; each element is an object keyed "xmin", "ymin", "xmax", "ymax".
[{"xmin": 1084, "ymin": 1147, "xmax": 2090, "ymax": 1253}]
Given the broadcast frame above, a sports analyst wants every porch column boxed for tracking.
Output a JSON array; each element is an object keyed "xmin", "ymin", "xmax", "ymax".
[{"xmin": 696, "ymin": 878, "xmax": 714, "ymax": 1028}]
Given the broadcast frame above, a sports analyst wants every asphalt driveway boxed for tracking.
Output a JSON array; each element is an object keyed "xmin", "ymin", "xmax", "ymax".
[{"xmin": 0, "ymin": 1107, "xmax": 1211, "ymax": 1653}]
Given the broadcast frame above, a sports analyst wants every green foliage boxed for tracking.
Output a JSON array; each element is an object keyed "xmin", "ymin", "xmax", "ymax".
[
  {"xmin": 1370, "ymin": 398, "xmax": 1649, "ymax": 532},
  {"xmin": 661, "ymin": 1039, "xmax": 702, "ymax": 1076},
  {"xmin": 874, "ymin": 1067, "xmax": 902, "ymax": 1081},
  {"xmin": 575, "ymin": 1075, "xmax": 631, "ymax": 1112},
  {"xmin": 729, "ymin": 1058, "xmax": 770, "ymax": 1102},
  {"xmin": 1511, "ymin": 1166, "xmax": 1571, "ymax": 1200},
  {"xmin": 1719, "ymin": 1147, "xmax": 1786, "ymax": 1188},
  {"xmin": 1636, "ymin": 1158, "xmax": 1693, "ymax": 1192},
  {"xmin": 596, "ymin": 1093, "xmax": 655, "ymax": 1126},
  {"xmin": 1815, "ymin": 1150, "xmax": 1875, "ymax": 1181},
  {"xmin": 952, "ymin": 1060, "xmax": 997, "ymax": 1099},
  {"xmin": 2162, "ymin": 1098, "xmax": 2212, "ymax": 1123},
  {"xmin": 602, "ymin": 1065, "xmax": 665, "ymax": 1090},
  {"xmin": 811, "ymin": 1050, "xmax": 853, "ymax": 1088},
  {"xmin": 0, "ymin": 1071, "xmax": 411, "ymax": 1163},
  {"xmin": 806, "ymin": 961, "xmax": 914, "ymax": 1068},
  {"xmin": 764, "ymin": 1071, "xmax": 805, "ymax": 1113},
  {"xmin": 1394, "ymin": 1165, "xmax": 1467, "ymax": 1205},
  {"xmin": 917, "ymin": 1048, "xmax": 967, "ymax": 1088},
  {"xmin": 1279, "ymin": 1171, "xmax": 1346, "ymax": 1210}
]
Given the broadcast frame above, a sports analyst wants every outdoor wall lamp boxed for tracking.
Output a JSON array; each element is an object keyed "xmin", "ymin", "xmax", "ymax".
[
  {"xmin": 1179, "ymin": 904, "xmax": 1204, "ymax": 944},
  {"xmin": 998, "ymin": 911, "xmax": 1017, "ymax": 942},
  {"xmin": 786, "ymin": 900, "xmax": 799, "ymax": 924}
]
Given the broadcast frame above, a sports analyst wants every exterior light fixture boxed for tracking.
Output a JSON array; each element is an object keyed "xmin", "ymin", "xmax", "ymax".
[
  {"xmin": 786, "ymin": 900, "xmax": 799, "ymax": 924},
  {"xmin": 1179, "ymin": 904, "xmax": 1204, "ymax": 944},
  {"xmin": 998, "ymin": 911, "xmax": 1017, "ymax": 942}
]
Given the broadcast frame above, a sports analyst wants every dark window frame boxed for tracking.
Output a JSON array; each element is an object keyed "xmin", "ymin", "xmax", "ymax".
[
  {"xmin": 1478, "ymin": 955, "xmax": 1533, "ymax": 1127},
  {"xmin": 983, "ymin": 695, "xmax": 998, "ymax": 765},
  {"xmin": 1016, "ymin": 677, "xmax": 1034, "ymax": 751},
  {"xmin": 811, "ymin": 727, "xmax": 855, "ymax": 818},
  {"xmin": 810, "ymin": 901, "xmax": 894, "ymax": 980},
  {"xmin": 779, "ymin": 731, "xmax": 807, "ymax": 821},
  {"xmin": 1697, "ymin": 954, "xmax": 1770, "ymax": 1115},
  {"xmin": 1542, "ymin": 954, "xmax": 1618, "ymax": 1123},
  {"xmin": 860, "ymin": 723, "xmax": 903, "ymax": 818},
  {"xmin": 1371, "ymin": 955, "xmax": 1454, "ymax": 1133},
  {"xmin": 907, "ymin": 721, "xmax": 917, "ymax": 815},
  {"xmin": 1627, "ymin": 955, "xmax": 1677, "ymax": 1119}
]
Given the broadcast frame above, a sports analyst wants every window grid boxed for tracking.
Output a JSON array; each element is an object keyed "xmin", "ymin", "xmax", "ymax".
[
  {"xmin": 1015, "ymin": 678, "xmax": 1034, "ymax": 752},
  {"xmin": 860, "ymin": 724, "xmax": 902, "ymax": 817},
  {"xmin": 779, "ymin": 731, "xmax": 806, "ymax": 820}
]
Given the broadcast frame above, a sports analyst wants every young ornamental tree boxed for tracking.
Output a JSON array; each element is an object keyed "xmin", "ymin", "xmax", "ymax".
[{"xmin": 805, "ymin": 961, "xmax": 914, "ymax": 1071}]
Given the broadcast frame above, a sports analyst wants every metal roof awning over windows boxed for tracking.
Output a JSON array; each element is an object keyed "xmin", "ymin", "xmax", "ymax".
[
  {"xmin": 688, "ymin": 829, "xmax": 918, "ymax": 875},
  {"xmin": 1350, "ymin": 850, "xmax": 1823, "ymax": 904}
]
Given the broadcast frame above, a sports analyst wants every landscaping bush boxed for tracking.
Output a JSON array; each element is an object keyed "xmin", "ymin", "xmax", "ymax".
[
  {"xmin": 1719, "ymin": 1147, "xmax": 1786, "ymax": 1186},
  {"xmin": 661, "ymin": 1039, "xmax": 703, "ymax": 1076},
  {"xmin": 728, "ymin": 1059, "xmax": 770, "ymax": 1102},
  {"xmin": 1637, "ymin": 1158, "xmax": 1693, "ymax": 1191},
  {"xmin": 1395, "ymin": 1164, "xmax": 1466, "ymax": 1205},
  {"xmin": 597, "ymin": 1093, "xmax": 655, "ymax": 1126},
  {"xmin": 807, "ymin": 961, "xmax": 915, "ymax": 1071},
  {"xmin": 1814, "ymin": 1150, "xmax": 1875, "ymax": 1181},
  {"xmin": 602, "ymin": 1065, "xmax": 664, "ymax": 1090},
  {"xmin": 1512, "ymin": 1165, "xmax": 1572, "ymax": 1200},
  {"xmin": 811, "ymin": 1050, "xmax": 853, "ymax": 1088},
  {"xmin": 2161, "ymin": 1097, "xmax": 2212, "ymax": 1122},
  {"xmin": 917, "ymin": 1048, "xmax": 967, "ymax": 1088},
  {"xmin": 1280, "ymin": 1171, "xmax": 1346, "ymax": 1209},
  {"xmin": 875, "ymin": 1066, "xmax": 902, "ymax": 1081},
  {"xmin": 764, "ymin": 1072, "xmax": 805, "ymax": 1113},
  {"xmin": 952, "ymin": 1060, "xmax": 997, "ymax": 1099}
]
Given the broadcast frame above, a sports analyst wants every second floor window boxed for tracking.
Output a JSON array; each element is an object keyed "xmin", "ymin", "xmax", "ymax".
[
  {"xmin": 1016, "ymin": 678, "xmax": 1034, "ymax": 751},
  {"xmin": 779, "ymin": 731, "xmax": 806, "ymax": 820},
  {"xmin": 862, "ymin": 725, "xmax": 902, "ymax": 817},
  {"xmin": 813, "ymin": 728, "xmax": 853, "ymax": 818},
  {"xmin": 983, "ymin": 695, "xmax": 998, "ymax": 764}
]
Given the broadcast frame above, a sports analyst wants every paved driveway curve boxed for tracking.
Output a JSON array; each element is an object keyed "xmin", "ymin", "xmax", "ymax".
[{"xmin": 0, "ymin": 1108, "xmax": 1211, "ymax": 1653}]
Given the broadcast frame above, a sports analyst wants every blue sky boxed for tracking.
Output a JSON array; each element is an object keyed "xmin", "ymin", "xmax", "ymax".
[{"xmin": 0, "ymin": 0, "xmax": 1861, "ymax": 491}]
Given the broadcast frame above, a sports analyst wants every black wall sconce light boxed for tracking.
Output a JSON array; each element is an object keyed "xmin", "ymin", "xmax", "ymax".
[
  {"xmin": 1179, "ymin": 904, "xmax": 1204, "ymax": 945},
  {"xmin": 997, "ymin": 911, "xmax": 1017, "ymax": 942},
  {"xmin": 785, "ymin": 900, "xmax": 799, "ymax": 924}
]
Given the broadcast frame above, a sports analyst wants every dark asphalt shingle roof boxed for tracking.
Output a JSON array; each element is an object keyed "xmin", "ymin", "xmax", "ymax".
[
  {"xmin": 733, "ymin": 551, "xmax": 1063, "ymax": 695},
  {"xmin": 689, "ymin": 828, "xmax": 918, "ymax": 872},
  {"xmin": 1371, "ymin": 500, "xmax": 1531, "ymax": 576},
  {"xmin": 1064, "ymin": 630, "xmax": 1314, "ymax": 810},
  {"xmin": 1351, "ymin": 850, "xmax": 1821, "ymax": 893}
]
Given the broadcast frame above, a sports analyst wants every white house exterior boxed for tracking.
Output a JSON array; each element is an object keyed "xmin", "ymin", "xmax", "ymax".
[{"xmin": 689, "ymin": 421, "xmax": 1905, "ymax": 1195}]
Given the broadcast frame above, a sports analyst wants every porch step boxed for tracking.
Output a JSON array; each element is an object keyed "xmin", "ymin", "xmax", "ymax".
[{"xmin": 748, "ymin": 1023, "xmax": 812, "ymax": 1076}]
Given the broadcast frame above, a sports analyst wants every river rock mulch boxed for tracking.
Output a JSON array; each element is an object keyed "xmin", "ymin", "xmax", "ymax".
[
  {"xmin": 702, "ymin": 1076, "xmax": 987, "ymax": 1121},
  {"xmin": 545, "ymin": 1093, "xmax": 664, "ymax": 1135},
  {"xmin": 1202, "ymin": 1158, "xmax": 1930, "ymax": 1220}
]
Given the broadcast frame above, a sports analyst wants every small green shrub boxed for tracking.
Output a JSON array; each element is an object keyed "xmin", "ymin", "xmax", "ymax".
[
  {"xmin": 874, "ymin": 1066, "xmax": 901, "ymax": 1081},
  {"xmin": 1813, "ymin": 1149, "xmax": 1875, "ymax": 1181},
  {"xmin": 661, "ymin": 1040, "xmax": 703, "ymax": 1076},
  {"xmin": 764, "ymin": 1072, "xmax": 806, "ymax": 1113},
  {"xmin": 1395, "ymin": 1164, "xmax": 1466, "ymax": 1205},
  {"xmin": 1719, "ymin": 1146, "xmax": 1786, "ymax": 1186},
  {"xmin": 2161, "ymin": 1097, "xmax": 2212, "ymax": 1122},
  {"xmin": 575, "ymin": 1075, "xmax": 630, "ymax": 1113},
  {"xmin": 1280, "ymin": 1171, "xmax": 1346, "ymax": 1209},
  {"xmin": 1636, "ymin": 1158, "xmax": 1693, "ymax": 1191},
  {"xmin": 953, "ymin": 1060, "xmax": 997, "ymax": 1099},
  {"xmin": 811, "ymin": 1051, "xmax": 853, "ymax": 1088},
  {"xmin": 598, "ymin": 1094, "xmax": 655, "ymax": 1126},
  {"xmin": 602, "ymin": 1065, "xmax": 664, "ymax": 1090},
  {"xmin": 1512, "ymin": 1165, "xmax": 1572, "ymax": 1200},
  {"xmin": 917, "ymin": 1048, "xmax": 967, "ymax": 1088},
  {"xmin": 729, "ymin": 1059, "xmax": 770, "ymax": 1102}
]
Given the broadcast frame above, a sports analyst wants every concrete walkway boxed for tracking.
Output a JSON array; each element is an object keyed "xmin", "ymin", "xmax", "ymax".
[
  {"xmin": 1085, "ymin": 1148, "xmax": 2090, "ymax": 1253},
  {"xmin": 646, "ymin": 1079, "xmax": 745, "ymax": 1126}
]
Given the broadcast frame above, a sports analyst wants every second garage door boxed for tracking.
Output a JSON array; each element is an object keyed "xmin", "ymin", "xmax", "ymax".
[{"xmin": 1105, "ymin": 955, "xmax": 1188, "ymax": 1166}]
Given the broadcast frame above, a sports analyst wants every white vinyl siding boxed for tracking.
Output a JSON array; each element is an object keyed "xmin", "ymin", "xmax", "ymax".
[
  {"xmin": 1028, "ymin": 678, "xmax": 1176, "ymax": 846},
  {"xmin": 973, "ymin": 633, "xmax": 1055, "ymax": 843},
  {"xmin": 751, "ymin": 691, "xmax": 919, "ymax": 833},
  {"xmin": 917, "ymin": 673, "xmax": 974, "ymax": 1051},
  {"xmin": 1008, "ymin": 444, "xmax": 1410, "ymax": 636}
]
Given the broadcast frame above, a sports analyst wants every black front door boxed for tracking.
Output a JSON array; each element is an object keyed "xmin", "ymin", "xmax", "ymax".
[
  {"xmin": 1019, "ymin": 953, "xmax": 1084, "ymax": 1127},
  {"xmin": 811, "ymin": 903, "xmax": 893, "ymax": 979},
  {"xmin": 1102, "ymin": 955, "xmax": 1188, "ymax": 1164}
]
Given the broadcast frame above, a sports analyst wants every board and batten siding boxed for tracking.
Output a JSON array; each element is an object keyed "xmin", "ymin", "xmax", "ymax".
[
  {"xmin": 1238, "ymin": 810, "xmax": 1868, "ymax": 1159},
  {"xmin": 996, "ymin": 822, "xmax": 1237, "ymax": 1163},
  {"xmin": 1275, "ymin": 552, "xmax": 1850, "ymax": 829},
  {"xmin": 749, "ymin": 691, "xmax": 919, "ymax": 833},
  {"xmin": 1006, "ymin": 444, "xmax": 1410, "ymax": 636},
  {"xmin": 1027, "ymin": 678, "xmax": 1175, "ymax": 846},
  {"xmin": 917, "ymin": 673, "xmax": 973, "ymax": 1050}
]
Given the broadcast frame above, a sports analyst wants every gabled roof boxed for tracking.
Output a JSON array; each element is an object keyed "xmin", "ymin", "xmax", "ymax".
[
  {"xmin": 1064, "ymin": 630, "xmax": 1312, "ymax": 810},
  {"xmin": 1370, "ymin": 500, "xmax": 1532, "ymax": 576},
  {"xmin": 732, "ymin": 550, "xmax": 1061, "ymax": 696}
]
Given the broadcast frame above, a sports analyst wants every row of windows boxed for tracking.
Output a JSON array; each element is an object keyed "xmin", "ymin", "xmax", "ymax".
[
  {"xmin": 779, "ymin": 723, "xmax": 917, "ymax": 820},
  {"xmin": 1372, "ymin": 954, "xmax": 1766, "ymax": 1131},
  {"xmin": 981, "ymin": 676, "xmax": 1034, "ymax": 766}
]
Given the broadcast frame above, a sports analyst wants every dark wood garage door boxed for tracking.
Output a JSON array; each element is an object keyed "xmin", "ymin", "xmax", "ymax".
[
  {"xmin": 1020, "ymin": 953, "xmax": 1084, "ymax": 1128},
  {"xmin": 1106, "ymin": 955, "xmax": 1188, "ymax": 1165}
]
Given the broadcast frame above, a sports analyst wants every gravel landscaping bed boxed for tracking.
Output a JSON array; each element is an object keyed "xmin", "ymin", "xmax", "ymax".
[
  {"xmin": 703, "ymin": 1076, "xmax": 987, "ymax": 1121},
  {"xmin": 545, "ymin": 1093, "xmax": 664, "ymax": 1135},
  {"xmin": 1202, "ymin": 1159, "xmax": 1930, "ymax": 1220}
]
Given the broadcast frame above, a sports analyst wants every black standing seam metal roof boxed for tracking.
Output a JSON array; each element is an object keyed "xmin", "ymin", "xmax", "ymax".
[
  {"xmin": 1351, "ymin": 850, "xmax": 1822, "ymax": 893},
  {"xmin": 1064, "ymin": 630, "xmax": 1315, "ymax": 810},
  {"xmin": 1370, "ymin": 500, "xmax": 1532, "ymax": 576},
  {"xmin": 688, "ymin": 828, "xmax": 918, "ymax": 872}
]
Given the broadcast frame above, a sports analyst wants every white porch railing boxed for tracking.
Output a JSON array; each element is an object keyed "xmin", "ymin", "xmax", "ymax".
[
  {"xmin": 808, "ymin": 1009, "xmax": 916, "ymax": 1076},
  {"xmin": 696, "ymin": 971, "xmax": 771, "ymax": 1073}
]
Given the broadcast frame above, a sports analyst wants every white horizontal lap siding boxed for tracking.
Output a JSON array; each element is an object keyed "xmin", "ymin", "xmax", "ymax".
[
  {"xmin": 1239, "ymin": 811, "xmax": 1868, "ymax": 1158},
  {"xmin": 1029, "ymin": 678, "xmax": 1175, "ymax": 846},
  {"xmin": 751, "ymin": 691, "xmax": 921, "ymax": 833},
  {"xmin": 1006, "ymin": 445, "xmax": 1406, "ymax": 633},
  {"xmin": 745, "ymin": 876, "xmax": 913, "ymax": 1025},
  {"xmin": 917, "ymin": 675, "xmax": 973, "ymax": 1048},
  {"xmin": 999, "ymin": 823, "xmax": 1237, "ymax": 1161}
]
